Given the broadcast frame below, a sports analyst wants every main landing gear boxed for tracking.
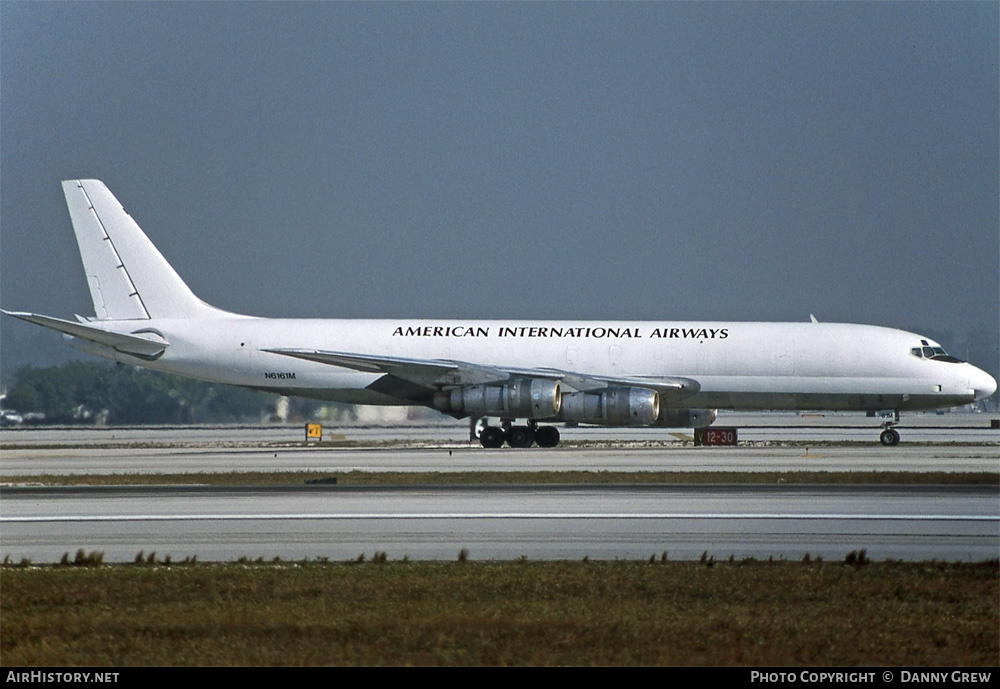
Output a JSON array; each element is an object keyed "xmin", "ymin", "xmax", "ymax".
[
  {"xmin": 477, "ymin": 418, "xmax": 561, "ymax": 449},
  {"xmin": 879, "ymin": 411, "xmax": 901, "ymax": 446}
]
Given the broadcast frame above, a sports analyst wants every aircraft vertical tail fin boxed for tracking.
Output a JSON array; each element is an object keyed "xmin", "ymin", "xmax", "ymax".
[{"xmin": 62, "ymin": 179, "xmax": 220, "ymax": 320}]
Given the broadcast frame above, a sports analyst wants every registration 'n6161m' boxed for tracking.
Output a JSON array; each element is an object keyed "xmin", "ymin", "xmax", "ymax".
[{"xmin": 265, "ymin": 372, "xmax": 295, "ymax": 380}]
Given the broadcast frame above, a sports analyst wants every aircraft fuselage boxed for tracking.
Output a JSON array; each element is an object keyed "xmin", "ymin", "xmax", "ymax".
[
  {"xmin": 6, "ymin": 180, "xmax": 996, "ymax": 448},
  {"xmin": 70, "ymin": 316, "xmax": 991, "ymax": 414}
]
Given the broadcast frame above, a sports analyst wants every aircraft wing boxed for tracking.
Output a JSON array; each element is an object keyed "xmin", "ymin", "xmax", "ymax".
[
  {"xmin": 2, "ymin": 311, "xmax": 169, "ymax": 360},
  {"xmin": 264, "ymin": 348, "xmax": 700, "ymax": 401},
  {"xmin": 263, "ymin": 348, "xmax": 509, "ymax": 387}
]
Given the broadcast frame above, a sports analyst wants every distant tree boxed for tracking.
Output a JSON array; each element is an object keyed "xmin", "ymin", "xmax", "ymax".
[{"xmin": 5, "ymin": 362, "xmax": 279, "ymax": 424}]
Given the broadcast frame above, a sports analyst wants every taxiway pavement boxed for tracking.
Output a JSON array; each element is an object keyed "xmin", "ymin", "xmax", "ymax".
[{"xmin": 2, "ymin": 483, "xmax": 996, "ymax": 563}]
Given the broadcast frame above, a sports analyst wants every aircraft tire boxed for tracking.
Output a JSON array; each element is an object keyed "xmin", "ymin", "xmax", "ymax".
[
  {"xmin": 506, "ymin": 426, "xmax": 535, "ymax": 448},
  {"xmin": 879, "ymin": 428, "xmax": 900, "ymax": 446},
  {"xmin": 535, "ymin": 425, "xmax": 560, "ymax": 448},
  {"xmin": 480, "ymin": 426, "xmax": 506, "ymax": 449}
]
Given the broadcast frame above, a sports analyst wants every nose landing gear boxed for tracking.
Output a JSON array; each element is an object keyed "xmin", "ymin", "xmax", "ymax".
[
  {"xmin": 879, "ymin": 427, "xmax": 901, "ymax": 446},
  {"xmin": 879, "ymin": 410, "xmax": 901, "ymax": 446}
]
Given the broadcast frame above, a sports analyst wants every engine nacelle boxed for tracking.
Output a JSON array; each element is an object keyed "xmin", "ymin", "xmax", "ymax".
[
  {"xmin": 654, "ymin": 408, "xmax": 718, "ymax": 428},
  {"xmin": 558, "ymin": 387, "xmax": 660, "ymax": 426},
  {"xmin": 433, "ymin": 378, "xmax": 561, "ymax": 419}
]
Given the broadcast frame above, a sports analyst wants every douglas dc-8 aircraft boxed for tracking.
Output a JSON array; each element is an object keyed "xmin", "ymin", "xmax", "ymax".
[{"xmin": 5, "ymin": 180, "xmax": 996, "ymax": 447}]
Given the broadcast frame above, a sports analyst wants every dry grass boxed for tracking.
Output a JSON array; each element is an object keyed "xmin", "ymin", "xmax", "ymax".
[{"xmin": 2, "ymin": 559, "xmax": 996, "ymax": 666}]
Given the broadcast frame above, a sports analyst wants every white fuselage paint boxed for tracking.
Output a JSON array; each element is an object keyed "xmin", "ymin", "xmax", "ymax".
[
  {"xmin": 72, "ymin": 316, "xmax": 993, "ymax": 414},
  {"xmin": 12, "ymin": 180, "xmax": 995, "ymax": 442}
]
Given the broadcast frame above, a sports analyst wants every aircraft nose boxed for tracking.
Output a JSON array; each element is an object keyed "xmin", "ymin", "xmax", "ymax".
[{"xmin": 971, "ymin": 366, "xmax": 997, "ymax": 402}]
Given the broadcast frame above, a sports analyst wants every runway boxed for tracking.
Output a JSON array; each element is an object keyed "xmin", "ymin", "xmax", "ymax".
[
  {"xmin": 3, "ymin": 430, "xmax": 1000, "ymax": 476},
  {"xmin": 1, "ymin": 419, "xmax": 997, "ymax": 476},
  {"xmin": 2, "ymin": 483, "xmax": 997, "ymax": 564},
  {"xmin": 2, "ymin": 413, "xmax": 996, "ymax": 476},
  {"xmin": 2, "ymin": 445, "xmax": 999, "ymax": 476},
  {"xmin": 2, "ymin": 411, "xmax": 998, "ymax": 448},
  {"xmin": 1, "ymin": 421, "xmax": 996, "ymax": 563}
]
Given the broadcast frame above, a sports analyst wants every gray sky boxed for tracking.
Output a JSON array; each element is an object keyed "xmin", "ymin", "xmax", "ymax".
[{"xmin": 2, "ymin": 2, "xmax": 997, "ymax": 377}]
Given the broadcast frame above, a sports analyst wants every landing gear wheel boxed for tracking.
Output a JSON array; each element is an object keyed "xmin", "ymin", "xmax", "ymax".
[
  {"xmin": 879, "ymin": 428, "xmax": 900, "ymax": 446},
  {"xmin": 506, "ymin": 426, "xmax": 535, "ymax": 448},
  {"xmin": 534, "ymin": 425, "xmax": 560, "ymax": 448},
  {"xmin": 480, "ymin": 426, "xmax": 506, "ymax": 449}
]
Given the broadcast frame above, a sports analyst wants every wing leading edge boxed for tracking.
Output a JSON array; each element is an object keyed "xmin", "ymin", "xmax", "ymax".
[{"xmin": 263, "ymin": 347, "xmax": 700, "ymax": 401}]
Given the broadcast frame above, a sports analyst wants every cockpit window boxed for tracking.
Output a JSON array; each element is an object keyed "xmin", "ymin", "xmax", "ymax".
[{"xmin": 910, "ymin": 343, "xmax": 964, "ymax": 363}]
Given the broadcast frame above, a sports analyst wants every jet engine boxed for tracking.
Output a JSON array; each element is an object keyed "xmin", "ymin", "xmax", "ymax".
[
  {"xmin": 433, "ymin": 378, "xmax": 561, "ymax": 419},
  {"xmin": 655, "ymin": 408, "xmax": 718, "ymax": 428},
  {"xmin": 558, "ymin": 387, "xmax": 659, "ymax": 426}
]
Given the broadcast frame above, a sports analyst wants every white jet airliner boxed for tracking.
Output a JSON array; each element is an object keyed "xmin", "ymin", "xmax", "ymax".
[{"xmin": 4, "ymin": 180, "xmax": 996, "ymax": 447}]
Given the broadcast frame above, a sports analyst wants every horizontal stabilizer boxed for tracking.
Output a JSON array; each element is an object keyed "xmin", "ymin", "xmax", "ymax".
[{"xmin": 2, "ymin": 311, "xmax": 168, "ymax": 360}]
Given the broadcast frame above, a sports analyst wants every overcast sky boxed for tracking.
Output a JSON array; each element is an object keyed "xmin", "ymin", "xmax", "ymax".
[{"xmin": 1, "ymin": 2, "xmax": 997, "ymax": 376}]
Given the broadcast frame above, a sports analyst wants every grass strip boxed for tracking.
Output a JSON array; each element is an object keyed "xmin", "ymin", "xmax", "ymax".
[{"xmin": 2, "ymin": 558, "xmax": 996, "ymax": 666}]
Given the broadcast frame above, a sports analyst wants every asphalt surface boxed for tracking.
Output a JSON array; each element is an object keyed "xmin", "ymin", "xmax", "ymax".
[{"xmin": 1, "ymin": 420, "xmax": 996, "ymax": 563}]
